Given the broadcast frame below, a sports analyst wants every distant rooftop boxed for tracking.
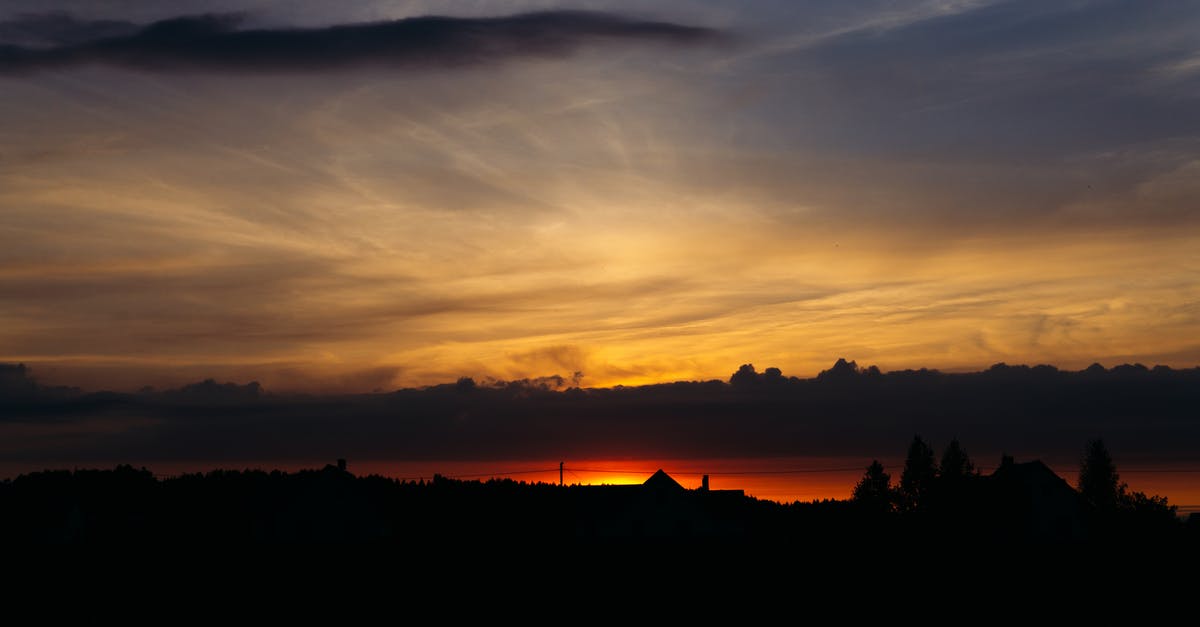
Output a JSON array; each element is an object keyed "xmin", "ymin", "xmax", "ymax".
[{"xmin": 643, "ymin": 469, "xmax": 685, "ymax": 491}]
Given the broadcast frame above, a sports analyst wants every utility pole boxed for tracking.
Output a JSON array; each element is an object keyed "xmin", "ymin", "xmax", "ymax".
[{"xmin": 560, "ymin": 461, "xmax": 564, "ymax": 486}]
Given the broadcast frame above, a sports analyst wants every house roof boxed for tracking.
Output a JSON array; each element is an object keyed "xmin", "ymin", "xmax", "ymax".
[
  {"xmin": 991, "ymin": 460, "xmax": 1071, "ymax": 489},
  {"xmin": 643, "ymin": 469, "xmax": 685, "ymax": 491},
  {"xmin": 990, "ymin": 459, "xmax": 1081, "ymax": 504}
]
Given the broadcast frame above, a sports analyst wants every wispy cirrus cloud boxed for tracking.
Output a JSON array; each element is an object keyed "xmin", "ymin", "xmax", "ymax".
[{"xmin": 2, "ymin": 0, "xmax": 1200, "ymax": 396}]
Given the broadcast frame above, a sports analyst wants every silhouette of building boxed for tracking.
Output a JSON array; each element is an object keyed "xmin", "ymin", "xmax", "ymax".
[
  {"xmin": 983, "ymin": 459, "xmax": 1087, "ymax": 542},
  {"xmin": 572, "ymin": 469, "xmax": 746, "ymax": 538}
]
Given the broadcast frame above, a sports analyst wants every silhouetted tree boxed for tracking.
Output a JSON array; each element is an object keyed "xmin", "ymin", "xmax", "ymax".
[
  {"xmin": 899, "ymin": 435, "xmax": 937, "ymax": 512},
  {"xmin": 939, "ymin": 438, "xmax": 976, "ymax": 481},
  {"xmin": 851, "ymin": 460, "xmax": 892, "ymax": 514},
  {"xmin": 1077, "ymin": 439, "xmax": 1182, "ymax": 536},
  {"xmin": 1078, "ymin": 438, "xmax": 1123, "ymax": 511},
  {"xmin": 930, "ymin": 438, "xmax": 979, "ymax": 522},
  {"xmin": 1122, "ymin": 490, "xmax": 1177, "ymax": 524}
]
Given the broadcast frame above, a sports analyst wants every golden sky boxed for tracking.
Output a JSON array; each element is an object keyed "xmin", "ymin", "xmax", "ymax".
[{"xmin": 2, "ymin": 1, "xmax": 1199, "ymax": 392}]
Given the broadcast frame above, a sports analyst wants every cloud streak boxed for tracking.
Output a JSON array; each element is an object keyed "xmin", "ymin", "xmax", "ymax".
[
  {"xmin": 0, "ymin": 12, "xmax": 138, "ymax": 47},
  {"xmin": 0, "ymin": 10, "xmax": 723, "ymax": 74}
]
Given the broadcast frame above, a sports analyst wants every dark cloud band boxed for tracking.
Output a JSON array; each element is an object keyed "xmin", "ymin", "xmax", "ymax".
[
  {"xmin": 4, "ymin": 361, "xmax": 1199, "ymax": 465},
  {"xmin": 0, "ymin": 10, "xmax": 723, "ymax": 74}
]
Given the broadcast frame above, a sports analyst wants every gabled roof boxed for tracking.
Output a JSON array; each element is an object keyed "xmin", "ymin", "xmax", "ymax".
[
  {"xmin": 991, "ymin": 459, "xmax": 1071, "ymax": 489},
  {"xmin": 643, "ymin": 469, "xmax": 685, "ymax": 491},
  {"xmin": 989, "ymin": 459, "xmax": 1080, "ymax": 502}
]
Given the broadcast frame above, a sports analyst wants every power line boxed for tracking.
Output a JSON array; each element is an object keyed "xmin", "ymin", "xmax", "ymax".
[
  {"xmin": 149, "ymin": 463, "xmax": 1200, "ymax": 482},
  {"xmin": 405, "ymin": 464, "xmax": 1200, "ymax": 478},
  {"xmin": 1118, "ymin": 469, "xmax": 1200, "ymax": 473},
  {"xmin": 444, "ymin": 468, "xmax": 559, "ymax": 479},
  {"xmin": 566, "ymin": 466, "xmax": 867, "ymax": 475},
  {"xmin": 413, "ymin": 465, "xmax": 1200, "ymax": 483}
]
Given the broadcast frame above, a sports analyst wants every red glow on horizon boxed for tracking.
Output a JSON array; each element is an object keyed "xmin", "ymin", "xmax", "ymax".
[{"xmin": 2, "ymin": 457, "xmax": 1196, "ymax": 514}]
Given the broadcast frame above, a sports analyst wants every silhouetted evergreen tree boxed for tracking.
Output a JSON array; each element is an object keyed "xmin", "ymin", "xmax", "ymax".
[
  {"xmin": 1077, "ymin": 438, "xmax": 1183, "ymax": 538},
  {"xmin": 939, "ymin": 438, "xmax": 976, "ymax": 481},
  {"xmin": 929, "ymin": 438, "xmax": 980, "ymax": 527},
  {"xmin": 1078, "ymin": 438, "xmax": 1123, "ymax": 511},
  {"xmin": 851, "ymin": 460, "xmax": 892, "ymax": 514},
  {"xmin": 899, "ymin": 435, "xmax": 937, "ymax": 512}
]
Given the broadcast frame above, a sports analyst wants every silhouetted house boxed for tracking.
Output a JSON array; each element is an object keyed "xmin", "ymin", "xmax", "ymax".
[
  {"xmin": 643, "ymin": 468, "xmax": 684, "ymax": 491},
  {"xmin": 572, "ymin": 469, "xmax": 746, "ymax": 539},
  {"xmin": 983, "ymin": 459, "xmax": 1086, "ymax": 542}
]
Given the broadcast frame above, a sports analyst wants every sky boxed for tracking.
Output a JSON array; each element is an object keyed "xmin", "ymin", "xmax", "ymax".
[{"xmin": 3, "ymin": 0, "xmax": 1200, "ymax": 394}]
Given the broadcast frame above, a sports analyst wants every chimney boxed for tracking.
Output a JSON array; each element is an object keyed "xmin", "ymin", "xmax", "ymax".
[
  {"xmin": 701, "ymin": 475, "xmax": 709, "ymax": 491},
  {"xmin": 337, "ymin": 458, "xmax": 347, "ymax": 472}
]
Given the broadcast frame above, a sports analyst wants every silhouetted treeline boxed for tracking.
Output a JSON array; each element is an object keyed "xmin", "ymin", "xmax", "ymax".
[
  {"xmin": 4, "ymin": 359, "xmax": 1200, "ymax": 464},
  {"xmin": 847, "ymin": 436, "xmax": 1188, "ymax": 544},
  {"xmin": 0, "ymin": 464, "xmax": 570, "ymax": 543},
  {"xmin": 1, "ymin": 439, "xmax": 1194, "ymax": 545}
]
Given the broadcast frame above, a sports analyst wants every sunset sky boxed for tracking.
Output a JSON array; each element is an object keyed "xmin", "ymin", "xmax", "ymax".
[{"xmin": 3, "ymin": 0, "xmax": 1200, "ymax": 393}]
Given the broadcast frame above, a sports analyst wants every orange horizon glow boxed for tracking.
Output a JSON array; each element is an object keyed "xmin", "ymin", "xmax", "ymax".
[{"xmin": 4, "ymin": 457, "xmax": 1195, "ymax": 515}]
